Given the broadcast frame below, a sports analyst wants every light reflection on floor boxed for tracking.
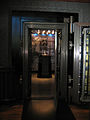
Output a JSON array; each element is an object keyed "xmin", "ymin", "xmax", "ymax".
[
  {"xmin": 22, "ymin": 73, "xmax": 76, "ymax": 120},
  {"xmin": 31, "ymin": 100, "xmax": 56, "ymax": 115},
  {"xmin": 31, "ymin": 73, "xmax": 55, "ymax": 98},
  {"xmin": 22, "ymin": 99, "xmax": 56, "ymax": 120},
  {"xmin": 31, "ymin": 73, "xmax": 55, "ymax": 83}
]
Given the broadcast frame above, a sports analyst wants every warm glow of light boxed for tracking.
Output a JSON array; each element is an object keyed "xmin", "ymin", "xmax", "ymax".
[
  {"xmin": 86, "ymin": 55, "xmax": 88, "ymax": 61},
  {"xmin": 86, "ymin": 46, "xmax": 88, "ymax": 52},
  {"xmin": 86, "ymin": 62, "xmax": 88, "ymax": 67},
  {"xmin": 86, "ymin": 38, "xmax": 89, "ymax": 45},
  {"xmin": 42, "ymin": 30, "xmax": 45, "ymax": 34},
  {"xmin": 52, "ymin": 30, "xmax": 54, "ymax": 34},
  {"xmin": 38, "ymin": 30, "xmax": 40, "ymax": 34},
  {"xmin": 32, "ymin": 100, "xmax": 55, "ymax": 115},
  {"xmin": 48, "ymin": 30, "xmax": 51, "ymax": 34},
  {"xmin": 46, "ymin": 31, "xmax": 48, "ymax": 34},
  {"xmin": 85, "ymin": 70, "xmax": 88, "ymax": 76},
  {"xmin": 31, "ymin": 74, "xmax": 55, "ymax": 83}
]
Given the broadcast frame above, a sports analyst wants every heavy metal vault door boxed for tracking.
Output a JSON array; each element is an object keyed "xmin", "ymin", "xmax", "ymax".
[
  {"xmin": 23, "ymin": 22, "xmax": 68, "ymax": 101},
  {"xmin": 73, "ymin": 23, "xmax": 90, "ymax": 103}
]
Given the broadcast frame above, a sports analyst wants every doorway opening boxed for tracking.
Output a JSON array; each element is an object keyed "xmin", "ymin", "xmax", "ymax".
[
  {"xmin": 23, "ymin": 22, "xmax": 68, "ymax": 103},
  {"xmin": 31, "ymin": 29, "xmax": 55, "ymax": 99}
]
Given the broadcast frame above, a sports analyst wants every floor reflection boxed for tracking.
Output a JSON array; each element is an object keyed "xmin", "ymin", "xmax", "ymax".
[
  {"xmin": 31, "ymin": 73, "xmax": 55, "ymax": 98},
  {"xmin": 31, "ymin": 100, "xmax": 56, "ymax": 115},
  {"xmin": 22, "ymin": 73, "xmax": 76, "ymax": 120},
  {"xmin": 22, "ymin": 99, "xmax": 56, "ymax": 120}
]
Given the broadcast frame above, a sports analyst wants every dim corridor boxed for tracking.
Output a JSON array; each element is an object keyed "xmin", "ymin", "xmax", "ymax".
[
  {"xmin": 22, "ymin": 98, "xmax": 76, "ymax": 120},
  {"xmin": 22, "ymin": 74, "xmax": 75, "ymax": 120}
]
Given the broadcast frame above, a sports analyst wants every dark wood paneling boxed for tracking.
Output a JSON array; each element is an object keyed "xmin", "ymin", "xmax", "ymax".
[
  {"xmin": 70, "ymin": 105, "xmax": 90, "ymax": 120},
  {"xmin": 0, "ymin": 13, "xmax": 8, "ymax": 67},
  {"xmin": 0, "ymin": 67, "xmax": 21, "ymax": 101},
  {"xmin": 0, "ymin": 105, "xmax": 23, "ymax": 120}
]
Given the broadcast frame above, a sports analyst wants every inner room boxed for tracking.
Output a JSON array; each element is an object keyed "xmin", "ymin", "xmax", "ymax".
[{"xmin": 31, "ymin": 29, "xmax": 55, "ymax": 99}]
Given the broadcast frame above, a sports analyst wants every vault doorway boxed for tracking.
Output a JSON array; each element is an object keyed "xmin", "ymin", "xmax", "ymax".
[
  {"xmin": 31, "ymin": 29, "xmax": 55, "ymax": 99},
  {"xmin": 23, "ymin": 22, "xmax": 68, "ymax": 104}
]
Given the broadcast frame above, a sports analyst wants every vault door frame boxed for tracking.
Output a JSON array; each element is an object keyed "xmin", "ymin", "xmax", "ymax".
[
  {"xmin": 23, "ymin": 22, "xmax": 68, "ymax": 101},
  {"xmin": 73, "ymin": 23, "xmax": 90, "ymax": 104}
]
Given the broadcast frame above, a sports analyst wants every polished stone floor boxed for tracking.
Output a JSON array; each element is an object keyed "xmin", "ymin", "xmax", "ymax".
[
  {"xmin": 22, "ymin": 99, "xmax": 56, "ymax": 120},
  {"xmin": 0, "ymin": 102, "xmax": 90, "ymax": 120},
  {"xmin": 0, "ymin": 73, "xmax": 90, "ymax": 120},
  {"xmin": 31, "ymin": 74, "xmax": 55, "ymax": 98},
  {"xmin": 22, "ymin": 97, "xmax": 77, "ymax": 120},
  {"xmin": 22, "ymin": 73, "xmax": 75, "ymax": 120},
  {"xmin": 22, "ymin": 73, "xmax": 56, "ymax": 120}
]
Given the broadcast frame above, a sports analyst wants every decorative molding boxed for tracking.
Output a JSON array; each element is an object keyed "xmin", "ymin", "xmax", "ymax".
[{"xmin": 25, "ymin": 22, "xmax": 66, "ymax": 30}]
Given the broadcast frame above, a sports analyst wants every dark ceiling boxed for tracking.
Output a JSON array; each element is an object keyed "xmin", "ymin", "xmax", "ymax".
[{"xmin": 50, "ymin": 0, "xmax": 90, "ymax": 3}]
